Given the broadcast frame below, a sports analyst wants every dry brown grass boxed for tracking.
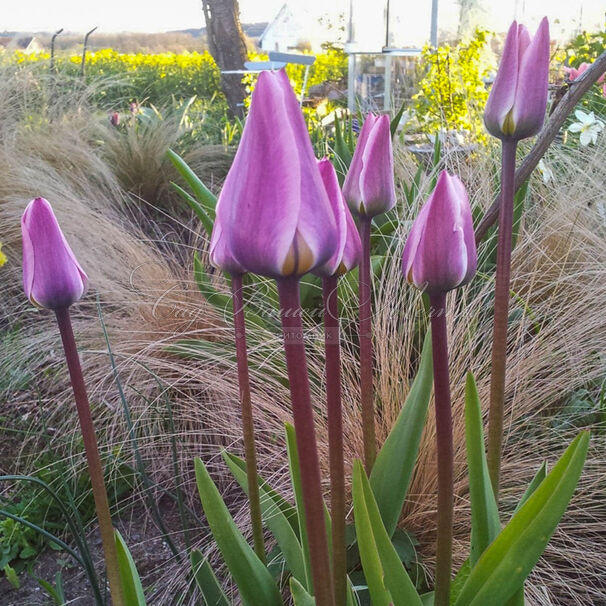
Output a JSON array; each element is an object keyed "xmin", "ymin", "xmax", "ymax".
[{"xmin": 0, "ymin": 68, "xmax": 605, "ymax": 604}]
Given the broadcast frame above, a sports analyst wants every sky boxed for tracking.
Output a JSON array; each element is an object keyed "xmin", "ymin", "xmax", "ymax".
[{"xmin": 0, "ymin": 0, "xmax": 603, "ymax": 41}]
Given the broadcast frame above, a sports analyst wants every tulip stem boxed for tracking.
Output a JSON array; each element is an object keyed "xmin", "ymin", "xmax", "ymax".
[
  {"xmin": 428, "ymin": 293, "xmax": 454, "ymax": 606},
  {"xmin": 358, "ymin": 216, "xmax": 376, "ymax": 473},
  {"xmin": 54, "ymin": 307, "xmax": 124, "ymax": 606},
  {"xmin": 486, "ymin": 139, "xmax": 518, "ymax": 500},
  {"xmin": 322, "ymin": 275, "xmax": 346, "ymax": 606},
  {"xmin": 231, "ymin": 274, "xmax": 265, "ymax": 563},
  {"xmin": 277, "ymin": 277, "xmax": 335, "ymax": 606}
]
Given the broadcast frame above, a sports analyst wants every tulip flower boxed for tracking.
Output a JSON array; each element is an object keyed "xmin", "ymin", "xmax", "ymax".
[
  {"xmin": 312, "ymin": 157, "xmax": 361, "ymax": 606},
  {"xmin": 314, "ymin": 158, "xmax": 361, "ymax": 278},
  {"xmin": 484, "ymin": 18, "xmax": 550, "ymax": 141},
  {"xmin": 401, "ymin": 171, "xmax": 476, "ymax": 606},
  {"xmin": 22, "ymin": 197, "xmax": 88, "ymax": 310},
  {"xmin": 342, "ymin": 113, "xmax": 396, "ymax": 473},
  {"xmin": 402, "ymin": 171, "xmax": 477, "ymax": 295},
  {"xmin": 20, "ymin": 198, "xmax": 124, "ymax": 606},
  {"xmin": 485, "ymin": 18, "xmax": 550, "ymax": 499},
  {"xmin": 218, "ymin": 68, "xmax": 335, "ymax": 605},
  {"xmin": 219, "ymin": 69, "xmax": 338, "ymax": 280},
  {"xmin": 342, "ymin": 113, "xmax": 396, "ymax": 218}
]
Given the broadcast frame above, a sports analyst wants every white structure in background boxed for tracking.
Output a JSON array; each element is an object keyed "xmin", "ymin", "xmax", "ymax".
[
  {"xmin": 259, "ymin": 3, "xmax": 343, "ymax": 53},
  {"xmin": 0, "ymin": 35, "xmax": 44, "ymax": 53}
]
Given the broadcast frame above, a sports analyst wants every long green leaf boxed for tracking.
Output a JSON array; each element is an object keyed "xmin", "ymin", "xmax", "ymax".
[
  {"xmin": 194, "ymin": 458, "xmax": 282, "ymax": 606},
  {"xmin": 370, "ymin": 331, "xmax": 433, "ymax": 536},
  {"xmin": 289, "ymin": 577, "xmax": 316, "ymax": 606},
  {"xmin": 171, "ymin": 182, "xmax": 214, "ymax": 235},
  {"xmin": 464, "ymin": 373, "xmax": 500, "ymax": 566},
  {"xmin": 115, "ymin": 529, "xmax": 146, "ymax": 606},
  {"xmin": 223, "ymin": 451, "xmax": 306, "ymax": 581},
  {"xmin": 352, "ymin": 461, "xmax": 393, "ymax": 606},
  {"xmin": 505, "ymin": 461, "xmax": 548, "ymax": 606},
  {"xmin": 285, "ymin": 423, "xmax": 313, "ymax": 592},
  {"xmin": 513, "ymin": 462, "xmax": 547, "ymax": 515},
  {"xmin": 454, "ymin": 431, "xmax": 590, "ymax": 606},
  {"xmin": 190, "ymin": 549, "xmax": 230, "ymax": 606},
  {"xmin": 222, "ymin": 452, "xmax": 299, "ymax": 535},
  {"xmin": 355, "ymin": 461, "xmax": 423, "ymax": 605},
  {"xmin": 166, "ymin": 148, "xmax": 217, "ymax": 215}
]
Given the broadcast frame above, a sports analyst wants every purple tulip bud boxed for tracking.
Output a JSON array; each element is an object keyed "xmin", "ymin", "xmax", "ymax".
[
  {"xmin": 484, "ymin": 17, "xmax": 550, "ymax": 141},
  {"xmin": 314, "ymin": 158, "xmax": 362, "ymax": 277},
  {"xmin": 402, "ymin": 171, "xmax": 477, "ymax": 295},
  {"xmin": 220, "ymin": 69, "xmax": 338, "ymax": 278},
  {"xmin": 22, "ymin": 198, "xmax": 88, "ymax": 309},
  {"xmin": 342, "ymin": 113, "xmax": 396, "ymax": 217}
]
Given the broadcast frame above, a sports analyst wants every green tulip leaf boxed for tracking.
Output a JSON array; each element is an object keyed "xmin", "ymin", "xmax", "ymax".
[
  {"xmin": 289, "ymin": 577, "xmax": 316, "ymax": 606},
  {"xmin": 370, "ymin": 330, "xmax": 433, "ymax": 537},
  {"xmin": 353, "ymin": 460, "xmax": 423, "ymax": 606},
  {"xmin": 464, "ymin": 372, "xmax": 501, "ymax": 565},
  {"xmin": 166, "ymin": 148, "xmax": 217, "ymax": 216},
  {"xmin": 454, "ymin": 431, "xmax": 589, "ymax": 606},
  {"xmin": 115, "ymin": 529, "xmax": 146, "ymax": 606},
  {"xmin": 285, "ymin": 422, "xmax": 313, "ymax": 591},
  {"xmin": 223, "ymin": 451, "xmax": 306, "ymax": 581},
  {"xmin": 190, "ymin": 549, "xmax": 230, "ymax": 606},
  {"xmin": 194, "ymin": 458, "xmax": 282, "ymax": 606},
  {"xmin": 170, "ymin": 181, "xmax": 214, "ymax": 235}
]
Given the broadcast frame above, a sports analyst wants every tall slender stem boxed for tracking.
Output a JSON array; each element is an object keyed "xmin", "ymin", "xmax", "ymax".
[
  {"xmin": 428, "ymin": 293, "xmax": 453, "ymax": 606},
  {"xmin": 231, "ymin": 274, "xmax": 265, "ymax": 563},
  {"xmin": 322, "ymin": 275, "xmax": 346, "ymax": 606},
  {"xmin": 277, "ymin": 277, "xmax": 335, "ymax": 606},
  {"xmin": 54, "ymin": 307, "xmax": 124, "ymax": 606},
  {"xmin": 358, "ymin": 216, "xmax": 376, "ymax": 473},
  {"xmin": 486, "ymin": 139, "xmax": 518, "ymax": 499}
]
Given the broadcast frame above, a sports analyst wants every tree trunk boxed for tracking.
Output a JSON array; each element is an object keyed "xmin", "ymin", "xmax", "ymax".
[{"xmin": 202, "ymin": 0, "xmax": 248, "ymax": 118}]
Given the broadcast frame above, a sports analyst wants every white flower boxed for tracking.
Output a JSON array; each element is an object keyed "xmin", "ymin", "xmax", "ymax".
[
  {"xmin": 568, "ymin": 110, "xmax": 605, "ymax": 146},
  {"xmin": 537, "ymin": 159, "xmax": 553, "ymax": 183}
]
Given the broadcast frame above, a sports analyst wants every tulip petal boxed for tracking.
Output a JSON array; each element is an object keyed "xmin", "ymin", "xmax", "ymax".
[
  {"xmin": 339, "ymin": 204, "xmax": 362, "ymax": 274},
  {"xmin": 484, "ymin": 21, "xmax": 520, "ymax": 137},
  {"xmin": 342, "ymin": 114, "xmax": 378, "ymax": 214},
  {"xmin": 223, "ymin": 71, "xmax": 302, "ymax": 277},
  {"xmin": 22, "ymin": 198, "xmax": 88, "ymax": 309},
  {"xmin": 314, "ymin": 158, "xmax": 347, "ymax": 277},
  {"xmin": 512, "ymin": 17, "xmax": 550, "ymax": 138},
  {"xmin": 401, "ymin": 198, "xmax": 431, "ymax": 284},
  {"xmin": 359, "ymin": 115, "xmax": 396, "ymax": 217}
]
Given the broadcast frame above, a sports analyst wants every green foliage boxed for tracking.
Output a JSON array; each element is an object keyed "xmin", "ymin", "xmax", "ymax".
[
  {"xmin": 454, "ymin": 432, "xmax": 589, "ymax": 606},
  {"xmin": 565, "ymin": 30, "xmax": 606, "ymax": 67},
  {"xmin": 352, "ymin": 460, "xmax": 423, "ymax": 606},
  {"xmin": 115, "ymin": 529, "xmax": 146, "ymax": 606},
  {"xmin": 194, "ymin": 458, "xmax": 283, "ymax": 606},
  {"xmin": 369, "ymin": 332, "xmax": 433, "ymax": 537},
  {"xmin": 413, "ymin": 29, "xmax": 492, "ymax": 142}
]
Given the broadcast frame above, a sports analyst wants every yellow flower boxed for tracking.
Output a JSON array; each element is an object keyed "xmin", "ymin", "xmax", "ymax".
[{"xmin": 0, "ymin": 242, "xmax": 6, "ymax": 267}]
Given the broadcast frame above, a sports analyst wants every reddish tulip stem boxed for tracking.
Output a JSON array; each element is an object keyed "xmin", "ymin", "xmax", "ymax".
[
  {"xmin": 428, "ymin": 293, "xmax": 454, "ymax": 606},
  {"xmin": 486, "ymin": 139, "xmax": 518, "ymax": 500},
  {"xmin": 358, "ymin": 216, "xmax": 376, "ymax": 473},
  {"xmin": 277, "ymin": 277, "xmax": 335, "ymax": 606},
  {"xmin": 322, "ymin": 275, "xmax": 346, "ymax": 606},
  {"xmin": 54, "ymin": 307, "xmax": 124, "ymax": 606},
  {"xmin": 231, "ymin": 274, "xmax": 265, "ymax": 563}
]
